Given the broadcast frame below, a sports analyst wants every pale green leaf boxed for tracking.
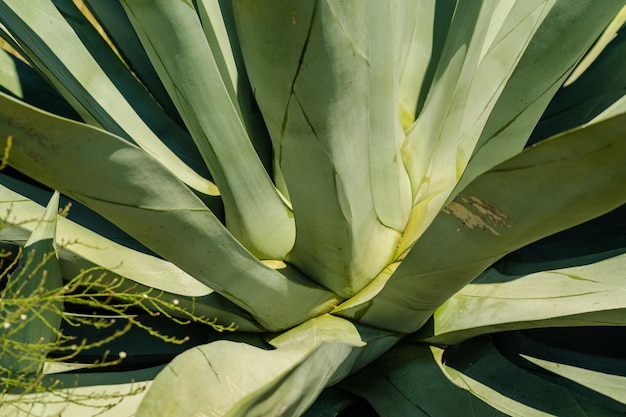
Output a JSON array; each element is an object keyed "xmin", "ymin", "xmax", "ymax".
[
  {"xmin": 193, "ymin": 0, "xmax": 274, "ymax": 174},
  {"xmin": 337, "ymin": 112, "xmax": 626, "ymax": 333},
  {"xmin": 234, "ymin": 0, "xmax": 401, "ymax": 297},
  {"xmin": 455, "ymin": 0, "xmax": 625, "ymax": 193},
  {"xmin": 525, "ymin": 357, "xmax": 626, "ymax": 408},
  {"xmin": 0, "ymin": 0, "xmax": 216, "ymax": 196},
  {"xmin": 397, "ymin": 0, "xmax": 456, "ymax": 129},
  {"xmin": 120, "ymin": 0, "xmax": 293, "ymax": 259},
  {"xmin": 0, "ymin": 178, "xmax": 210, "ymax": 297},
  {"xmin": 0, "ymin": 92, "xmax": 338, "ymax": 331},
  {"xmin": 0, "ymin": 169, "xmax": 263, "ymax": 333},
  {"xmin": 81, "ymin": 0, "xmax": 183, "ymax": 125},
  {"xmin": 435, "ymin": 337, "xmax": 624, "ymax": 416},
  {"xmin": 418, "ymin": 254, "xmax": 626, "ymax": 345},
  {"xmin": 1, "ymin": 366, "xmax": 159, "ymax": 417},
  {"xmin": 399, "ymin": 0, "xmax": 553, "ymax": 253},
  {"xmin": 136, "ymin": 315, "xmax": 367, "ymax": 417},
  {"xmin": 367, "ymin": 0, "xmax": 412, "ymax": 232}
]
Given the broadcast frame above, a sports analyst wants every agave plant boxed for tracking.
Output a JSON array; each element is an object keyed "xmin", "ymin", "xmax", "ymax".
[{"xmin": 0, "ymin": 0, "xmax": 625, "ymax": 415}]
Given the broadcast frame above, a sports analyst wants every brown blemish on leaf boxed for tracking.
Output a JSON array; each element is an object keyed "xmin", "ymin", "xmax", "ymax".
[
  {"xmin": 464, "ymin": 196, "xmax": 511, "ymax": 229},
  {"xmin": 443, "ymin": 195, "xmax": 511, "ymax": 236}
]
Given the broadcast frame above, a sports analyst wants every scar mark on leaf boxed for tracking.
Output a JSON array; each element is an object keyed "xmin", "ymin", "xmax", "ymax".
[
  {"xmin": 443, "ymin": 196, "xmax": 511, "ymax": 236},
  {"xmin": 464, "ymin": 196, "xmax": 510, "ymax": 228}
]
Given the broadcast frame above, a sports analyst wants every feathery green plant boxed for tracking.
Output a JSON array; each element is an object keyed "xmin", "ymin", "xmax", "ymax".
[{"xmin": 0, "ymin": 152, "xmax": 234, "ymax": 414}]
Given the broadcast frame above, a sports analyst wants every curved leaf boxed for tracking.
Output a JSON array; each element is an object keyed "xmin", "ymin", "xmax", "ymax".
[
  {"xmin": 81, "ymin": 0, "xmax": 183, "ymax": 126},
  {"xmin": 136, "ymin": 315, "xmax": 368, "ymax": 417},
  {"xmin": 417, "ymin": 254, "xmax": 626, "ymax": 345},
  {"xmin": 0, "ymin": 0, "xmax": 215, "ymax": 196},
  {"xmin": 234, "ymin": 0, "xmax": 401, "ymax": 297},
  {"xmin": 436, "ymin": 337, "xmax": 625, "ymax": 416},
  {"xmin": 496, "ymin": 330, "xmax": 626, "ymax": 412},
  {"xmin": 455, "ymin": 0, "xmax": 625, "ymax": 192},
  {"xmin": 397, "ymin": 0, "xmax": 456, "ymax": 129},
  {"xmin": 0, "ymin": 180, "xmax": 263, "ymax": 332},
  {"xmin": 529, "ymin": 22, "xmax": 626, "ymax": 144},
  {"xmin": 398, "ymin": 0, "xmax": 551, "ymax": 254},
  {"xmin": 1, "ymin": 366, "xmax": 158, "ymax": 417},
  {"xmin": 367, "ymin": 1, "xmax": 412, "ymax": 232},
  {"xmin": 0, "ymin": 48, "xmax": 80, "ymax": 120},
  {"xmin": 193, "ymin": 0, "xmax": 274, "ymax": 175},
  {"xmin": 337, "ymin": 112, "xmax": 626, "ymax": 333},
  {"xmin": 0, "ymin": 92, "xmax": 338, "ymax": 331},
  {"xmin": 120, "ymin": 0, "xmax": 294, "ymax": 259}
]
